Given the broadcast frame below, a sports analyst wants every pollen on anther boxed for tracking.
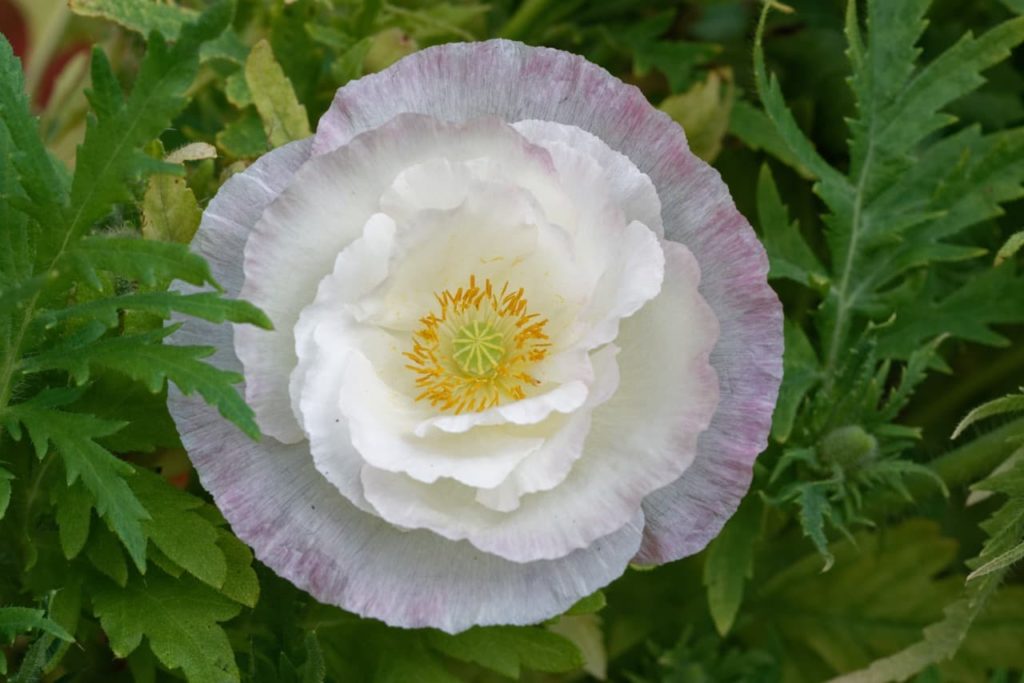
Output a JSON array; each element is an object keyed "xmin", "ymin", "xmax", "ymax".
[{"xmin": 404, "ymin": 274, "xmax": 551, "ymax": 414}]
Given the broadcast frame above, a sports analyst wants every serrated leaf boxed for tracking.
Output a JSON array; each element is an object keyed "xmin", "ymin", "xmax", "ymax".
[
  {"xmin": 954, "ymin": 390, "xmax": 1024, "ymax": 439},
  {"xmin": 749, "ymin": 520, "xmax": 962, "ymax": 677},
  {"xmin": 21, "ymin": 327, "xmax": 258, "ymax": 439},
  {"xmin": 245, "ymin": 40, "xmax": 311, "ymax": 148},
  {"xmin": 142, "ymin": 175, "xmax": 202, "ymax": 244},
  {"xmin": 2, "ymin": 398, "xmax": 149, "ymax": 569},
  {"xmin": 827, "ymin": 461, "xmax": 1024, "ymax": 681},
  {"xmin": 795, "ymin": 483, "xmax": 835, "ymax": 571},
  {"xmin": 704, "ymin": 495, "xmax": 762, "ymax": 635},
  {"xmin": 0, "ymin": 607, "xmax": 74, "ymax": 643},
  {"xmin": 39, "ymin": 290, "xmax": 271, "ymax": 331},
  {"xmin": 0, "ymin": 34, "xmax": 68, "ymax": 232},
  {"xmin": 91, "ymin": 570, "xmax": 243, "ymax": 683},
  {"xmin": 757, "ymin": 164, "xmax": 824, "ymax": 286},
  {"xmin": 216, "ymin": 529, "xmax": 259, "ymax": 608},
  {"xmin": 62, "ymin": 236, "xmax": 217, "ymax": 290},
  {"xmin": 728, "ymin": 100, "xmax": 813, "ymax": 179},
  {"xmin": 996, "ymin": 231, "xmax": 1024, "ymax": 265},
  {"xmin": 130, "ymin": 468, "xmax": 227, "ymax": 589},
  {"xmin": 428, "ymin": 626, "xmax": 583, "ymax": 678},
  {"xmin": 68, "ymin": 0, "xmax": 197, "ymax": 39},
  {"xmin": 878, "ymin": 265, "xmax": 1024, "ymax": 358},
  {"xmin": 66, "ymin": 3, "xmax": 230, "ymax": 248}
]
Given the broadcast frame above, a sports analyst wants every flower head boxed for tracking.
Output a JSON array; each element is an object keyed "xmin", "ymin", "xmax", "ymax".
[{"xmin": 169, "ymin": 39, "xmax": 782, "ymax": 633}]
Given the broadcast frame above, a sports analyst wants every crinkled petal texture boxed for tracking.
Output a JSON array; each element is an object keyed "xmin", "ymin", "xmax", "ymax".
[{"xmin": 169, "ymin": 39, "xmax": 782, "ymax": 633}]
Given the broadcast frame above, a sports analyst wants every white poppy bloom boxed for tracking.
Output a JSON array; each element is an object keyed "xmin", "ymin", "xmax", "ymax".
[{"xmin": 169, "ymin": 40, "xmax": 783, "ymax": 633}]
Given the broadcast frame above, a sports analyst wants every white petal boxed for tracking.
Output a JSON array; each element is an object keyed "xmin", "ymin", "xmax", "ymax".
[
  {"xmin": 314, "ymin": 41, "xmax": 783, "ymax": 561},
  {"xmin": 512, "ymin": 119, "xmax": 664, "ymax": 238},
  {"xmin": 168, "ymin": 384, "xmax": 643, "ymax": 633}
]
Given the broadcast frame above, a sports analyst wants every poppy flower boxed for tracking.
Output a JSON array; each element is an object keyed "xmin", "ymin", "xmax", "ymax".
[{"xmin": 168, "ymin": 39, "xmax": 783, "ymax": 633}]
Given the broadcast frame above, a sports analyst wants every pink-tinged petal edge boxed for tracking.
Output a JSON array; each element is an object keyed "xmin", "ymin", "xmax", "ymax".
[
  {"xmin": 313, "ymin": 39, "xmax": 784, "ymax": 564},
  {"xmin": 167, "ymin": 139, "xmax": 644, "ymax": 632}
]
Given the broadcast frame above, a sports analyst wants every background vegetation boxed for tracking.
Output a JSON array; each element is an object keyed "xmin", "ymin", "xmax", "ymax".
[{"xmin": 1, "ymin": 0, "xmax": 1023, "ymax": 680}]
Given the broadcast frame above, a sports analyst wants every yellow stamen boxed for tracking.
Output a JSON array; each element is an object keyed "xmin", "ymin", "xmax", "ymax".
[{"xmin": 404, "ymin": 274, "xmax": 550, "ymax": 414}]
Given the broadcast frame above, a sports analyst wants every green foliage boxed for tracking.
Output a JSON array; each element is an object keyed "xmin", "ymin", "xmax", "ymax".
[
  {"xmin": 245, "ymin": 39, "xmax": 312, "ymax": 147},
  {"xmin": 92, "ymin": 571, "xmax": 245, "ymax": 683},
  {"xmin": 4, "ymin": 0, "xmax": 1024, "ymax": 681},
  {"xmin": 427, "ymin": 626, "xmax": 583, "ymax": 678},
  {"xmin": 703, "ymin": 495, "xmax": 762, "ymax": 635}
]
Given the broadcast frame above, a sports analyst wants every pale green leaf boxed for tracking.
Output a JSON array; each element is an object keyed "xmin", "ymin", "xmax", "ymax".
[
  {"xmin": 996, "ymin": 231, "xmax": 1024, "ymax": 265},
  {"xmin": 68, "ymin": 0, "xmax": 196, "ymax": 39},
  {"xmin": 245, "ymin": 40, "xmax": 311, "ymax": 148},
  {"xmin": 954, "ymin": 390, "xmax": 1024, "ymax": 439},
  {"xmin": 142, "ymin": 175, "xmax": 202, "ymax": 243},
  {"xmin": 660, "ymin": 70, "xmax": 734, "ymax": 163}
]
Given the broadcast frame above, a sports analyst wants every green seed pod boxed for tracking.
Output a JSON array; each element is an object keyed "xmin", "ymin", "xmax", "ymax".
[{"xmin": 819, "ymin": 425, "xmax": 878, "ymax": 469}]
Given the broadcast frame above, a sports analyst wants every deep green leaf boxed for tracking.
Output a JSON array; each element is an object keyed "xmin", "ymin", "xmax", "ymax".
[
  {"xmin": 62, "ymin": 236, "xmax": 217, "ymax": 290},
  {"xmin": 130, "ymin": 468, "xmax": 228, "ymax": 590},
  {"xmin": 2, "ymin": 395, "xmax": 148, "ymax": 569},
  {"xmin": 38, "ymin": 291, "xmax": 272, "ymax": 332},
  {"xmin": 21, "ymin": 327, "xmax": 258, "ymax": 439},
  {"xmin": 91, "ymin": 570, "xmax": 243, "ymax": 683},
  {"xmin": 0, "ymin": 466, "xmax": 11, "ymax": 520},
  {"xmin": 704, "ymin": 495, "xmax": 762, "ymax": 635},
  {"xmin": 0, "ymin": 607, "xmax": 74, "ymax": 643}
]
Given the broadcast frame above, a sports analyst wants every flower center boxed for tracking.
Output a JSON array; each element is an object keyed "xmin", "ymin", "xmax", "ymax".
[
  {"xmin": 451, "ymin": 320, "xmax": 505, "ymax": 377},
  {"xmin": 404, "ymin": 275, "xmax": 551, "ymax": 414}
]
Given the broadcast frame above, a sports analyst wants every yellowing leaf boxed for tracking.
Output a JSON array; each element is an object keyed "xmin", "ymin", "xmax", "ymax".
[
  {"xmin": 245, "ymin": 39, "xmax": 311, "ymax": 148},
  {"xmin": 142, "ymin": 175, "xmax": 201, "ymax": 243},
  {"xmin": 660, "ymin": 69, "xmax": 735, "ymax": 162}
]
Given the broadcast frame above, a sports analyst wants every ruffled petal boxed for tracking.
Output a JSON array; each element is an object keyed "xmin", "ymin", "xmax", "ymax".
[
  {"xmin": 169, "ymin": 382, "xmax": 643, "ymax": 632},
  {"xmin": 236, "ymin": 114, "xmax": 559, "ymax": 443},
  {"xmin": 169, "ymin": 135, "xmax": 645, "ymax": 632},
  {"xmin": 314, "ymin": 40, "xmax": 783, "ymax": 561}
]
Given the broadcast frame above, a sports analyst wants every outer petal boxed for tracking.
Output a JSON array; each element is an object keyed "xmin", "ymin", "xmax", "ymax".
[
  {"xmin": 168, "ymin": 139, "xmax": 644, "ymax": 633},
  {"xmin": 169, "ymin": 379, "xmax": 643, "ymax": 633},
  {"xmin": 314, "ymin": 40, "xmax": 783, "ymax": 562}
]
